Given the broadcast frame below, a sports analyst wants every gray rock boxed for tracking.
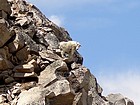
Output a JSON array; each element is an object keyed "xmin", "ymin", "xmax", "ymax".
[
  {"xmin": 46, "ymin": 79, "xmax": 75, "ymax": 105},
  {"xmin": 17, "ymin": 87, "xmax": 47, "ymax": 105},
  {"xmin": 0, "ymin": 95, "xmax": 6, "ymax": 103},
  {"xmin": 106, "ymin": 94, "xmax": 134, "ymax": 105}
]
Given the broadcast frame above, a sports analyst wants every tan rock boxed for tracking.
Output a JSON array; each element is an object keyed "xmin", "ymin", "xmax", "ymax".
[
  {"xmin": 106, "ymin": 94, "xmax": 134, "ymax": 105},
  {"xmin": 38, "ymin": 60, "xmax": 69, "ymax": 87},
  {"xmin": 14, "ymin": 63, "xmax": 34, "ymax": 73},
  {"xmin": 72, "ymin": 89, "xmax": 88, "ymax": 105},
  {"xmin": 39, "ymin": 50, "xmax": 62, "ymax": 62},
  {"xmin": 46, "ymin": 80, "xmax": 75, "ymax": 105},
  {"xmin": 0, "ymin": 55, "xmax": 14, "ymax": 70},
  {"xmin": 15, "ymin": 17, "xmax": 30, "ymax": 26},
  {"xmin": 0, "ymin": 95, "xmax": 6, "ymax": 103},
  {"xmin": 17, "ymin": 87, "xmax": 46, "ymax": 105},
  {"xmin": 14, "ymin": 72, "xmax": 37, "ymax": 78},
  {"xmin": 68, "ymin": 67, "xmax": 90, "ymax": 92}
]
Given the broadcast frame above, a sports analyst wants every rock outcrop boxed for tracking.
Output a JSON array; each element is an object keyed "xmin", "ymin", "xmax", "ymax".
[{"xmin": 0, "ymin": 0, "xmax": 134, "ymax": 105}]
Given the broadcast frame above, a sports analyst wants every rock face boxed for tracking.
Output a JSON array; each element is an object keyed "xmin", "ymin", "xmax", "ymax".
[{"xmin": 0, "ymin": 0, "xmax": 134, "ymax": 105}]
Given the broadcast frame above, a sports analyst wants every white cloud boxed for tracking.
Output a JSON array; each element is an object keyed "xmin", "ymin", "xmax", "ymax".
[
  {"xmin": 48, "ymin": 15, "xmax": 64, "ymax": 26},
  {"xmin": 97, "ymin": 70, "xmax": 140, "ymax": 105}
]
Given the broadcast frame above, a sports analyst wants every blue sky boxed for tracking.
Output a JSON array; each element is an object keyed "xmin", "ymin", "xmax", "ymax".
[{"xmin": 27, "ymin": 0, "xmax": 140, "ymax": 104}]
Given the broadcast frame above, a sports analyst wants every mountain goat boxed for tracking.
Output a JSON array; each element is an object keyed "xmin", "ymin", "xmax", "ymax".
[{"xmin": 59, "ymin": 41, "xmax": 81, "ymax": 59}]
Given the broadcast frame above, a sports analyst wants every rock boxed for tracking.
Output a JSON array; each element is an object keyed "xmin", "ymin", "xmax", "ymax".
[
  {"xmin": 39, "ymin": 50, "xmax": 62, "ymax": 62},
  {"xmin": 0, "ymin": 10, "xmax": 7, "ymax": 19},
  {"xmin": 16, "ymin": 46, "xmax": 29, "ymax": 62},
  {"xmin": 12, "ymin": 88, "xmax": 21, "ymax": 95},
  {"xmin": 0, "ymin": 0, "xmax": 11, "ymax": 15},
  {"xmin": 0, "ymin": 46, "xmax": 10, "ymax": 59},
  {"xmin": 87, "ymin": 90, "xmax": 109, "ymax": 105},
  {"xmin": 14, "ymin": 72, "xmax": 37, "ymax": 78},
  {"xmin": 0, "ymin": 95, "xmax": 6, "ymax": 103},
  {"xmin": 0, "ymin": 55, "xmax": 14, "ymax": 70},
  {"xmin": 14, "ymin": 63, "xmax": 34, "ymax": 73},
  {"xmin": 72, "ymin": 89, "xmax": 88, "ymax": 105},
  {"xmin": 38, "ymin": 60, "xmax": 69, "ymax": 87},
  {"xmin": 4, "ymin": 76, "xmax": 14, "ymax": 84},
  {"xmin": 68, "ymin": 66, "xmax": 90, "ymax": 92},
  {"xmin": 0, "ymin": 19, "xmax": 14, "ymax": 47},
  {"xmin": 71, "ymin": 62, "xmax": 81, "ymax": 70},
  {"xmin": 15, "ymin": 17, "xmax": 30, "ymax": 26},
  {"xmin": 44, "ymin": 33, "xmax": 59, "ymax": 49},
  {"xmin": 7, "ymin": 33, "xmax": 25, "ymax": 53},
  {"xmin": 46, "ymin": 80, "xmax": 75, "ymax": 105},
  {"xmin": 106, "ymin": 94, "xmax": 134, "ymax": 105},
  {"xmin": 17, "ymin": 87, "xmax": 47, "ymax": 105}
]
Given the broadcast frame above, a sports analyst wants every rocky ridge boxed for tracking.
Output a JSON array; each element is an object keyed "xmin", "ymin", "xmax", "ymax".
[{"xmin": 0, "ymin": 0, "xmax": 134, "ymax": 105}]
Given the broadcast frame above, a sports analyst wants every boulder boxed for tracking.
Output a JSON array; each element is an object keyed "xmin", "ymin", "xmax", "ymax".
[
  {"xmin": 0, "ymin": 0, "xmax": 11, "ymax": 15},
  {"xmin": 106, "ymin": 93, "xmax": 134, "ymax": 105},
  {"xmin": 0, "ymin": 95, "xmax": 6, "ymax": 103},
  {"xmin": 38, "ymin": 60, "xmax": 69, "ymax": 87},
  {"xmin": 46, "ymin": 80, "xmax": 75, "ymax": 105},
  {"xmin": 17, "ymin": 87, "xmax": 47, "ymax": 105},
  {"xmin": 7, "ymin": 33, "xmax": 25, "ymax": 53},
  {"xmin": 0, "ymin": 19, "xmax": 14, "ymax": 47}
]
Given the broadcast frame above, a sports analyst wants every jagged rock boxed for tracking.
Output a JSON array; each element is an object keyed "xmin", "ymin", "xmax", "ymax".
[
  {"xmin": 15, "ymin": 17, "xmax": 31, "ymax": 26},
  {"xmin": 106, "ymin": 94, "xmax": 134, "ymax": 105},
  {"xmin": 72, "ymin": 89, "xmax": 88, "ymax": 105},
  {"xmin": 39, "ymin": 50, "xmax": 62, "ymax": 62},
  {"xmin": 4, "ymin": 76, "xmax": 14, "ymax": 84},
  {"xmin": 0, "ymin": 55, "xmax": 14, "ymax": 70},
  {"xmin": 0, "ymin": 0, "xmax": 11, "ymax": 15},
  {"xmin": 44, "ymin": 32, "xmax": 60, "ymax": 49},
  {"xmin": 0, "ymin": 18, "xmax": 14, "ymax": 47},
  {"xmin": 88, "ymin": 90, "xmax": 109, "ymax": 105},
  {"xmin": 68, "ymin": 66, "xmax": 90, "ymax": 92},
  {"xmin": 14, "ymin": 63, "xmax": 34, "ymax": 73},
  {"xmin": 17, "ymin": 87, "xmax": 46, "ymax": 105},
  {"xmin": 39, "ymin": 60, "xmax": 69, "ymax": 87},
  {"xmin": 14, "ymin": 72, "xmax": 37, "ymax": 78},
  {"xmin": 71, "ymin": 62, "xmax": 81, "ymax": 70},
  {"xmin": 0, "ymin": 10, "xmax": 7, "ymax": 19},
  {"xmin": 46, "ymin": 80, "xmax": 75, "ymax": 105},
  {"xmin": 0, "ymin": 95, "xmax": 6, "ymax": 103},
  {"xmin": 7, "ymin": 32, "xmax": 25, "ymax": 53}
]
